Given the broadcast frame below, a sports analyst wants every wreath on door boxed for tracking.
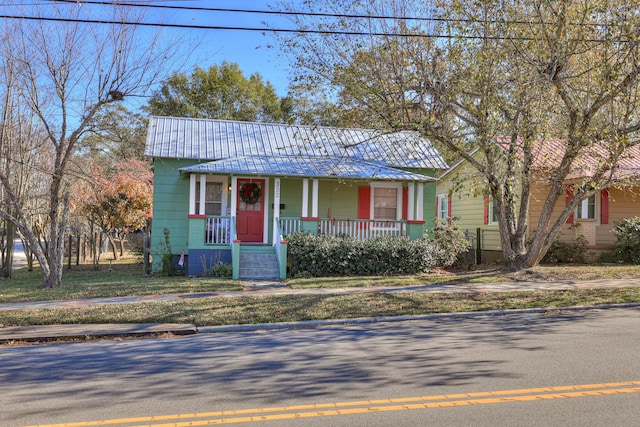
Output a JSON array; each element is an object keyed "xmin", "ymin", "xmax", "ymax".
[{"xmin": 239, "ymin": 183, "xmax": 261, "ymax": 204}]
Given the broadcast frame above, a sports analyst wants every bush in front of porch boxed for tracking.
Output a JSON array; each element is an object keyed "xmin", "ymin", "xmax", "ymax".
[{"xmin": 286, "ymin": 233, "xmax": 444, "ymax": 277}]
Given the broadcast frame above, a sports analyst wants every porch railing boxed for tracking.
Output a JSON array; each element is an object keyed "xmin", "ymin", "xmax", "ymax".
[
  {"xmin": 319, "ymin": 218, "xmax": 406, "ymax": 239},
  {"xmin": 205, "ymin": 216, "xmax": 232, "ymax": 245},
  {"xmin": 279, "ymin": 217, "xmax": 302, "ymax": 236},
  {"xmin": 278, "ymin": 217, "xmax": 406, "ymax": 240}
]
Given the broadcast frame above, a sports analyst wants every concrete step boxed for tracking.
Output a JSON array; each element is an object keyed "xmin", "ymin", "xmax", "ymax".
[{"xmin": 239, "ymin": 250, "xmax": 280, "ymax": 280}]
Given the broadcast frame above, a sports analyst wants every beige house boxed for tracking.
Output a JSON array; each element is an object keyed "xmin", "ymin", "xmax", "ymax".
[{"xmin": 437, "ymin": 141, "xmax": 640, "ymax": 262}]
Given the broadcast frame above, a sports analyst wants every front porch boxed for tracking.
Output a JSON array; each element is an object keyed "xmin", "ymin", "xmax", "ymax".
[
  {"xmin": 186, "ymin": 215, "xmax": 427, "ymax": 280},
  {"xmin": 180, "ymin": 174, "xmax": 434, "ymax": 280}
]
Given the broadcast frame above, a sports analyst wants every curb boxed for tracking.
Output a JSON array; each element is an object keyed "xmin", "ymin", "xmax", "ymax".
[
  {"xmin": 197, "ymin": 302, "xmax": 640, "ymax": 334},
  {"xmin": 2, "ymin": 303, "xmax": 639, "ymax": 343},
  {"xmin": 0, "ymin": 323, "xmax": 197, "ymax": 343}
]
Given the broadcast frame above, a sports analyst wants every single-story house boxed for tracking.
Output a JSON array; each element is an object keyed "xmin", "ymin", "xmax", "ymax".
[
  {"xmin": 437, "ymin": 139, "xmax": 640, "ymax": 262},
  {"xmin": 145, "ymin": 116, "xmax": 448, "ymax": 279}
]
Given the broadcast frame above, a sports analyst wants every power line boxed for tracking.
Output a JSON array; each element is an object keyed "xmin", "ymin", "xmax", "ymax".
[
  {"xmin": 42, "ymin": 0, "xmax": 617, "ymax": 28},
  {"xmin": 0, "ymin": 11, "xmax": 627, "ymax": 42},
  {"xmin": 45, "ymin": 0, "xmax": 441, "ymax": 23},
  {"xmin": 0, "ymin": 14, "xmax": 495, "ymax": 39}
]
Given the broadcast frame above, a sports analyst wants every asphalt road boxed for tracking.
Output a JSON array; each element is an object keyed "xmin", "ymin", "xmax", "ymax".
[{"xmin": 2, "ymin": 307, "xmax": 639, "ymax": 427}]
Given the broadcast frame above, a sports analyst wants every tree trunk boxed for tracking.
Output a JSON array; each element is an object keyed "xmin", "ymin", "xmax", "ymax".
[
  {"xmin": 107, "ymin": 232, "xmax": 118, "ymax": 260},
  {"xmin": 118, "ymin": 235, "xmax": 125, "ymax": 257},
  {"xmin": 2, "ymin": 221, "xmax": 14, "ymax": 278},
  {"xmin": 43, "ymin": 191, "xmax": 71, "ymax": 288}
]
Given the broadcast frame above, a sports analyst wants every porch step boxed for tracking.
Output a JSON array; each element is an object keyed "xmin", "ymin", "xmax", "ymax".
[{"xmin": 239, "ymin": 247, "xmax": 280, "ymax": 280}]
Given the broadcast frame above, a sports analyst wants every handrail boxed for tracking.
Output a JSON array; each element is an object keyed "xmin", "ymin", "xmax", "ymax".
[{"xmin": 273, "ymin": 216, "xmax": 283, "ymax": 265}]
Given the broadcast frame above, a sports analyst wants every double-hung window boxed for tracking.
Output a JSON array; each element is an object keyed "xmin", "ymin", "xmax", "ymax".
[
  {"xmin": 437, "ymin": 193, "xmax": 449, "ymax": 220},
  {"xmin": 190, "ymin": 175, "xmax": 227, "ymax": 216},
  {"xmin": 576, "ymin": 195, "xmax": 596, "ymax": 219},
  {"xmin": 196, "ymin": 181, "xmax": 223, "ymax": 215},
  {"xmin": 488, "ymin": 201, "xmax": 499, "ymax": 224},
  {"xmin": 371, "ymin": 183, "xmax": 402, "ymax": 221}
]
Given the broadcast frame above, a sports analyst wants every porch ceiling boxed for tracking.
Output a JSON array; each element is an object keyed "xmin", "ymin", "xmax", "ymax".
[{"xmin": 179, "ymin": 155, "xmax": 436, "ymax": 182}]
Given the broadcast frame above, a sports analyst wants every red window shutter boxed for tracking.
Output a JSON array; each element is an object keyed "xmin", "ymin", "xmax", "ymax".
[
  {"xmin": 601, "ymin": 188, "xmax": 609, "ymax": 225},
  {"xmin": 435, "ymin": 195, "xmax": 439, "ymax": 217},
  {"xmin": 402, "ymin": 187, "xmax": 408, "ymax": 220},
  {"xmin": 447, "ymin": 197, "xmax": 452, "ymax": 218},
  {"xmin": 483, "ymin": 195, "xmax": 489, "ymax": 225},
  {"xmin": 566, "ymin": 185, "xmax": 574, "ymax": 224},
  {"xmin": 357, "ymin": 186, "xmax": 371, "ymax": 219}
]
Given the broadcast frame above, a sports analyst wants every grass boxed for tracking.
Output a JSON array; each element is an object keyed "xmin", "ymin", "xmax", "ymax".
[
  {"xmin": 0, "ymin": 256, "xmax": 242, "ymax": 303},
  {"xmin": 1, "ymin": 256, "xmax": 640, "ymax": 328},
  {"xmin": 2, "ymin": 289, "xmax": 640, "ymax": 328}
]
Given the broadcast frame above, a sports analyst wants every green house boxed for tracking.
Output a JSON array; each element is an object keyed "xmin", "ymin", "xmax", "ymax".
[{"xmin": 145, "ymin": 117, "xmax": 448, "ymax": 279}]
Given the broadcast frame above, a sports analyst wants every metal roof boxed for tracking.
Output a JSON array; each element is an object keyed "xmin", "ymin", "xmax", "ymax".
[
  {"xmin": 179, "ymin": 156, "xmax": 436, "ymax": 182},
  {"xmin": 145, "ymin": 116, "xmax": 448, "ymax": 169}
]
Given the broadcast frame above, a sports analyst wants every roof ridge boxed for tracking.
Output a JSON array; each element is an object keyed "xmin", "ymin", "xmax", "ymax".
[{"xmin": 149, "ymin": 115, "xmax": 417, "ymax": 135}]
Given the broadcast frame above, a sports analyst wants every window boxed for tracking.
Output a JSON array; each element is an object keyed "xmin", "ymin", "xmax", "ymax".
[
  {"xmin": 437, "ymin": 194, "xmax": 449, "ymax": 219},
  {"xmin": 191, "ymin": 175, "xmax": 226, "ymax": 216},
  {"xmin": 577, "ymin": 195, "xmax": 596, "ymax": 219},
  {"xmin": 488, "ymin": 201, "xmax": 499, "ymax": 224},
  {"xmin": 374, "ymin": 187, "xmax": 397, "ymax": 220},
  {"xmin": 370, "ymin": 183, "xmax": 402, "ymax": 220}
]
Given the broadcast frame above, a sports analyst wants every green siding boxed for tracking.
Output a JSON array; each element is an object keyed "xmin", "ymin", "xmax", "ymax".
[
  {"xmin": 150, "ymin": 161, "xmax": 441, "ymax": 271},
  {"xmin": 279, "ymin": 178, "xmax": 303, "ymax": 217},
  {"xmin": 318, "ymin": 181, "xmax": 360, "ymax": 219},
  {"xmin": 150, "ymin": 158, "xmax": 194, "ymax": 271}
]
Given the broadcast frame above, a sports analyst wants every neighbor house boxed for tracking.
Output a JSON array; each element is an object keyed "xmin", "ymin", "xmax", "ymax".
[
  {"xmin": 145, "ymin": 117, "xmax": 448, "ymax": 279},
  {"xmin": 437, "ymin": 139, "xmax": 640, "ymax": 262}
]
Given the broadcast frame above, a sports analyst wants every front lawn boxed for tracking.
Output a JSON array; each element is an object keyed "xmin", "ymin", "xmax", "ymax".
[{"xmin": 2, "ymin": 257, "xmax": 640, "ymax": 330}]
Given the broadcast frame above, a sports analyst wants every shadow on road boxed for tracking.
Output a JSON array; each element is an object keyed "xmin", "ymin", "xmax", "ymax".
[{"xmin": 0, "ymin": 307, "xmax": 600, "ymax": 417}]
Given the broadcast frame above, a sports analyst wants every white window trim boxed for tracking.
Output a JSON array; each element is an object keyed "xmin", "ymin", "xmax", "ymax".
[
  {"xmin": 575, "ymin": 192, "xmax": 601, "ymax": 225},
  {"xmin": 437, "ymin": 193, "xmax": 449, "ymax": 219},
  {"xmin": 369, "ymin": 182, "xmax": 403, "ymax": 221},
  {"xmin": 488, "ymin": 201, "xmax": 499, "ymax": 225},
  {"xmin": 189, "ymin": 174, "xmax": 228, "ymax": 216}
]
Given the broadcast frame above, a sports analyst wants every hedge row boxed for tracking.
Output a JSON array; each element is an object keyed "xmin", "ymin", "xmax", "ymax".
[{"xmin": 286, "ymin": 234, "xmax": 440, "ymax": 277}]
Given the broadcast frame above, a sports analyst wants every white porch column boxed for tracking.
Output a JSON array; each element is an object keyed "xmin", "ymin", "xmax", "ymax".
[
  {"xmin": 416, "ymin": 182, "xmax": 424, "ymax": 221},
  {"xmin": 312, "ymin": 179, "xmax": 319, "ymax": 218},
  {"xmin": 230, "ymin": 176, "xmax": 238, "ymax": 218},
  {"xmin": 273, "ymin": 178, "xmax": 281, "ymax": 234},
  {"xmin": 189, "ymin": 174, "xmax": 197, "ymax": 215},
  {"xmin": 407, "ymin": 183, "xmax": 415, "ymax": 221},
  {"xmin": 198, "ymin": 175, "xmax": 207, "ymax": 215},
  {"xmin": 302, "ymin": 178, "xmax": 309, "ymax": 217}
]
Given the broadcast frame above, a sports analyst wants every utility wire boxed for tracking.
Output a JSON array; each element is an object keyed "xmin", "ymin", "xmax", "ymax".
[
  {"xmin": 44, "ymin": 0, "xmax": 442, "ymax": 23},
  {"xmin": 42, "ymin": 0, "xmax": 616, "ymax": 28},
  {"xmin": 0, "ymin": 13, "xmax": 506, "ymax": 39},
  {"xmin": 0, "ymin": 14, "xmax": 622, "ymax": 43}
]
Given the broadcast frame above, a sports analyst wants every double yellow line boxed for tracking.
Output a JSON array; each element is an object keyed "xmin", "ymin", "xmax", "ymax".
[{"xmin": 26, "ymin": 381, "xmax": 640, "ymax": 427}]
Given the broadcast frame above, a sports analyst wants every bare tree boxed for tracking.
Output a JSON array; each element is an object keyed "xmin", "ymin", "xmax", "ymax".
[
  {"xmin": 276, "ymin": 0, "xmax": 640, "ymax": 269},
  {"xmin": 0, "ymin": 2, "xmax": 177, "ymax": 287}
]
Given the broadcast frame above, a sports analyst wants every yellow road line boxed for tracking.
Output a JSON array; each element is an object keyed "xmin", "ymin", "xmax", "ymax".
[{"xmin": 25, "ymin": 381, "xmax": 640, "ymax": 427}]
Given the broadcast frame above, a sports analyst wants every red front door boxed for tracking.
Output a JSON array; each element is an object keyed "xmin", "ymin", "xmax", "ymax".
[{"xmin": 236, "ymin": 179, "xmax": 265, "ymax": 242}]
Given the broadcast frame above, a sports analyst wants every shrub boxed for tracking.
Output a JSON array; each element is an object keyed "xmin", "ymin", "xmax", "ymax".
[
  {"xmin": 425, "ymin": 219, "xmax": 472, "ymax": 267},
  {"xmin": 208, "ymin": 262, "xmax": 232, "ymax": 278},
  {"xmin": 156, "ymin": 228, "xmax": 182, "ymax": 276},
  {"xmin": 612, "ymin": 217, "xmax": 640, "ymax": 263},
  {"xmin": 541, "ymin": 236, "xmax": 587, "ymax": 264},
  {"xmin": 287, "ymin": 232, "xmax": 445, "ymax": 277}
]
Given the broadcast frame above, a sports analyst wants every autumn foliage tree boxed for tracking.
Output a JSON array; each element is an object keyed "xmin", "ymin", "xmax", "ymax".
[{"xmin": 79, "ymin": 159, "xmax": 152, "ymax": 261}]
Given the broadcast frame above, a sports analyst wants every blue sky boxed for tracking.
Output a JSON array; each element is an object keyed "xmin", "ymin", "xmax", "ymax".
[{"xmin": 158, "ymin": 1, "xmax": 293, "ymax": 96}]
